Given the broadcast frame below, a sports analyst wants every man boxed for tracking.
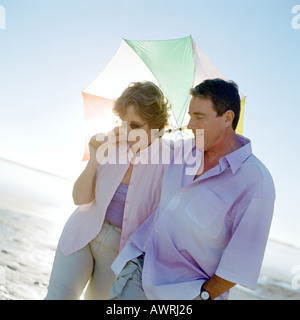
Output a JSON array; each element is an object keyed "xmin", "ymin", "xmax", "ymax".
[{"xmin": 109, "ymin": 78, "xmax": 276, "ymax": 300}]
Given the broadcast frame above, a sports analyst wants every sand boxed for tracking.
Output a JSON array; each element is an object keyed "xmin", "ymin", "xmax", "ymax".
[{"xmin": 0, "ymin": 158, "xmax": 300, "ymax": 300}]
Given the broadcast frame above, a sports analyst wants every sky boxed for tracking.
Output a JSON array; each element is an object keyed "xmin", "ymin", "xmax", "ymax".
[{"xmin": 0, "ymin": 0, "xmax": 300, "ymax": 246}]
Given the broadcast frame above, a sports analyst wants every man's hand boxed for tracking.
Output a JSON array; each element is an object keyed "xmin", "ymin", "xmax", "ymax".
[{"xmin": 202, "ymin": 275, "xmax": 236, "ymax": 300}]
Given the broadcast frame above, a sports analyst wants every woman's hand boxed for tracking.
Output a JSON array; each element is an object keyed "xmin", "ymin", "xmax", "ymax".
[{"xmin": 88, "ymin": 134, "xmax": 106, "ymax": 163}]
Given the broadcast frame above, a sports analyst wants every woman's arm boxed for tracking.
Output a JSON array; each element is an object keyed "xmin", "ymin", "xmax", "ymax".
[
  {"xmin": 72, "ymin": 158, "xmax": 99, "ymax": 205},
  {"xmin": 72, "ymin": 127, "xmax": 124, "ymax": 205},
  {"xmin": 72, "ymin": 135, "xmax": 102, "ymax": 205}
]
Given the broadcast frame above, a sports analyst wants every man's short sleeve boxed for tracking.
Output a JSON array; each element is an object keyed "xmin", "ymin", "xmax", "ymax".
[{"xmin": 216, "ymin": 197, "xmax": 274, "ymax": 289}]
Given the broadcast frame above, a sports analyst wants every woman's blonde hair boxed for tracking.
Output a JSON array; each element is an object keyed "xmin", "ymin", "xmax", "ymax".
[{"xmin": 113, "ymin": 81, "xmax": 171, "ymax": 131}]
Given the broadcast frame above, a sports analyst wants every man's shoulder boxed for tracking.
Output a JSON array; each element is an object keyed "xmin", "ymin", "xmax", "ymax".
[
  {"xmin": 240, "ymin": 153, "xmax": 275, "ymax": 199},
  {"xmin": 243, "ymin": 153, "xmax": 272, "ymax": 176}
]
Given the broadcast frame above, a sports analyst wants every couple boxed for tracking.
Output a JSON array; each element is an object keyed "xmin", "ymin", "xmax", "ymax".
[{"xmin": 45, "ymin": 79, "xmax": 275, "ymax": 300}]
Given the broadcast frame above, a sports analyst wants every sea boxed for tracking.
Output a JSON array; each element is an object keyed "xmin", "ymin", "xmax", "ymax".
[{"xmin": 0, "ymin": 158, "xmax": 300, "ymax": 300}]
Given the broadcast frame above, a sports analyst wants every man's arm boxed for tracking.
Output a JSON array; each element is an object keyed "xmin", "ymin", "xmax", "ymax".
[{"xmin": 202, "ymin": 275, "xmax": 236, "ymax": 300}]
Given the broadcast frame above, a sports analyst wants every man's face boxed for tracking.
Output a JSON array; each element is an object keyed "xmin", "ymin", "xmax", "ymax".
[{"xmin": 187, "ymin": 97, "xmax": 227, "ymax": 152}]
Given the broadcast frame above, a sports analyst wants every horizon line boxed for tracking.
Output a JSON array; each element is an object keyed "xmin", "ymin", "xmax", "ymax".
[{"xmin": 0, "ymin": 157, "xmax": 73, "ymax": 182}]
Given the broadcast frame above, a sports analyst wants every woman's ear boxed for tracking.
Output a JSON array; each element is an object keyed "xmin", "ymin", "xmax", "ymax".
[{"xmin": 153, "ymin": 128, "xmax": 164, "ymax": 138}]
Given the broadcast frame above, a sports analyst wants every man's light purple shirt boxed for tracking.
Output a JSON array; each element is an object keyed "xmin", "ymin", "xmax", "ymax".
[{"xmin": 111, "ymin": 135, "xmax": 276, "ymax": 300}]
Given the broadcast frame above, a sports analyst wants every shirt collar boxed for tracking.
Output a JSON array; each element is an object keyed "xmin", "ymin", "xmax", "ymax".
[
  {"xmin": 128, "ymin": 137, "xmax": 161, "ymax": 165},
  {"xmin": 190, "ymin": 134, "xmax": 252, "ymax": 175},
  {"xmin": 224, "ymin": 134, "xmax": 252, "ymax": 174},
  {"xmin": 104, "ymin": 137, "xmax": 163, "ymax": 165}
]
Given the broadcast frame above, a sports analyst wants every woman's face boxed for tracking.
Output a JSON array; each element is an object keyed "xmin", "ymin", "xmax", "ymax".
[{"xmin": 119, "ymin": 104, "xmax": 153, "ymax": 150}]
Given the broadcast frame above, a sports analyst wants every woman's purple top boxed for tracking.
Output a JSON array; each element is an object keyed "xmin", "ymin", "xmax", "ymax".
[{"xmin": 105, "ymin": 182, "xmax": 129, "ymax": 228}]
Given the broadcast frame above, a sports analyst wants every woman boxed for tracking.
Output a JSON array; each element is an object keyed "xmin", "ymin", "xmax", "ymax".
[{"xmin": 45, "ymin": 81, "xmax": 171, "ymax": 299}]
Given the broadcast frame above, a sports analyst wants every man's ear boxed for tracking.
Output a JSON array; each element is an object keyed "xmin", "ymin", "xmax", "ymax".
[{"xmin": 224, "ymin": 110, "xmax": 235, "ymax": 128}]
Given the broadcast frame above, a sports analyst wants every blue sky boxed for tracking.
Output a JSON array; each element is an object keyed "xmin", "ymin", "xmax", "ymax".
[{"xmin": 0, "ymin": 0, "xmax": 300, "ymax": 246}]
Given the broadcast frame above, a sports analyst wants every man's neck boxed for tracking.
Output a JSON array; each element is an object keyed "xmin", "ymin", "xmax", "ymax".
[
  {"xmin": 205, "ymin": 133, "xmax": 242, "ymax": 164},
  {"xmin": 193, "ymin": 132, "xmax": 242, "ymax": 180}
]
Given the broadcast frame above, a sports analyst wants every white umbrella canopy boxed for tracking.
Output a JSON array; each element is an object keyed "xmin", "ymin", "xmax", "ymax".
[{"xmin": 81, "ymin": 36, "xmax": 245, "ymax": 160}]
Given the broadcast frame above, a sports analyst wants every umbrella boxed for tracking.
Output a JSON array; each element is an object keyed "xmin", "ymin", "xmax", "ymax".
[{"xmin": 81, "ymin": 36, "xmax": 245, "ymax": 160}]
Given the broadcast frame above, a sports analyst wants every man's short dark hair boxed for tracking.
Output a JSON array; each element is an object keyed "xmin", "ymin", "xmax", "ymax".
[{"xmin": 190, "ymin": 78, "xmax": 241, "ymax": 130}]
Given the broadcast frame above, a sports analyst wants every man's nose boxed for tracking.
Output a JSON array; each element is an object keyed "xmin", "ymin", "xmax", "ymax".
[{"xmin": 187, "ymin": 118, "xmax": 196, "ymax": 130}]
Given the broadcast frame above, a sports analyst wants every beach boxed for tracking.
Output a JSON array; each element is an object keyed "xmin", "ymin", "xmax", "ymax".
[{"xmin": 0, "ymin": 158, "xmax": 300, "ymax": 300}]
